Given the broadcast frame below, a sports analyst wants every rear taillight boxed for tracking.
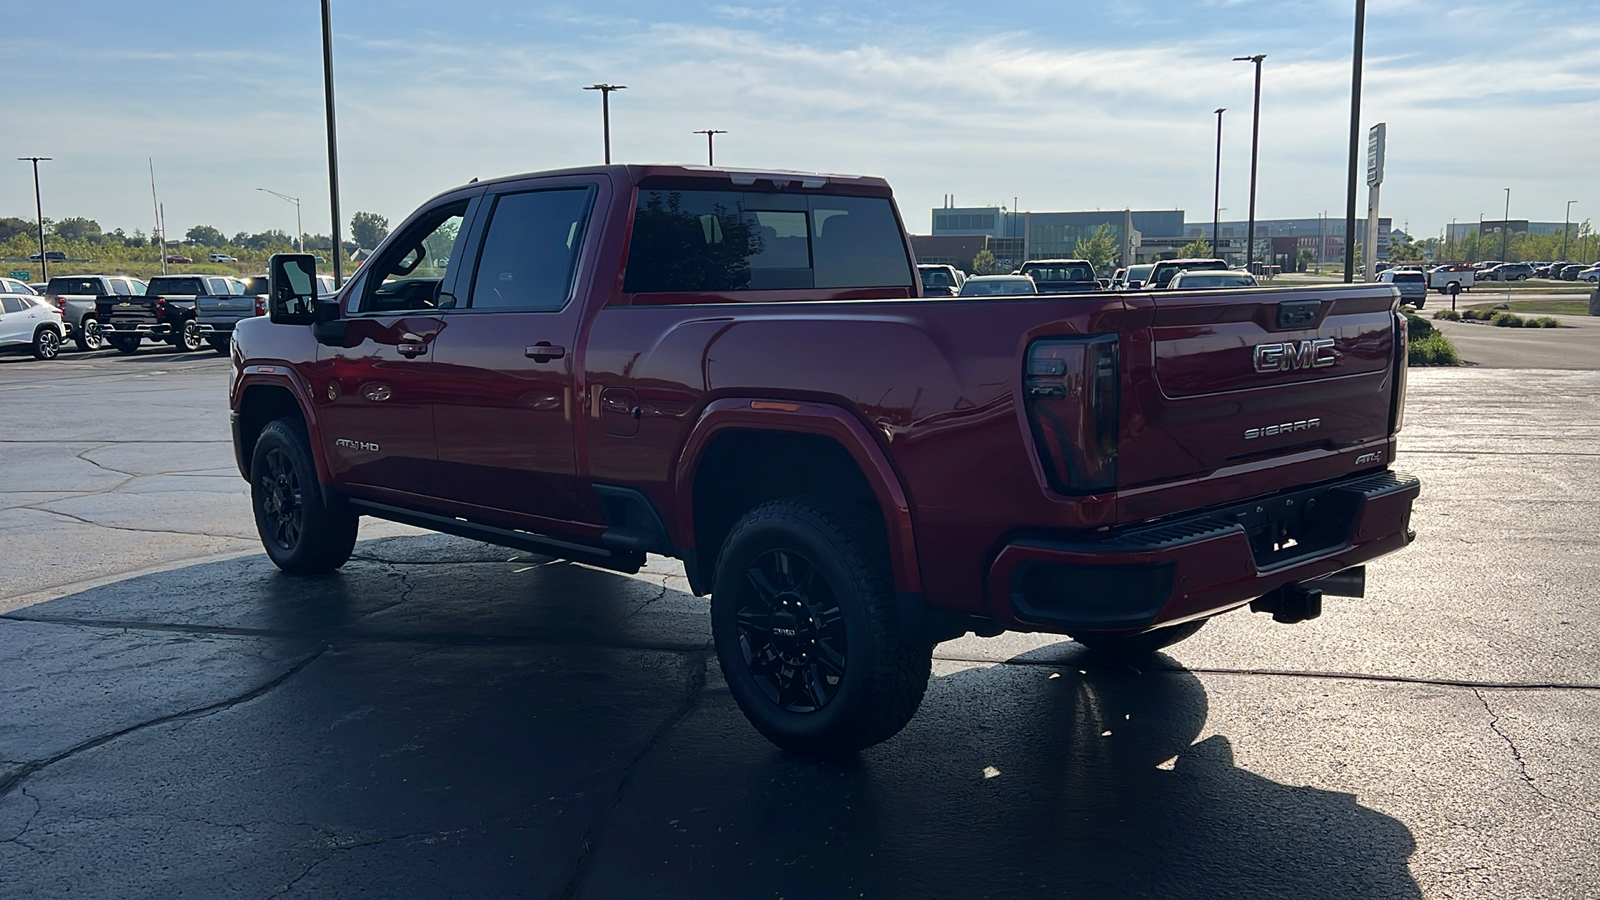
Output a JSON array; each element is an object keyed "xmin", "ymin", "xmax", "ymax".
[
  {"xmin": 255, "ymin": 295, "xmax": 266, "ymax": 316},
  {"xmin": 154, "ymin": 296, "xmax": 167, "ymax": 318},
  {"xmin": 1391, "ymin": 311, "xmax": 1409, "ymax": 434},
  {"xmin": 1023, "ymin": 336, "xmax": 1120, "ymax": 494}
]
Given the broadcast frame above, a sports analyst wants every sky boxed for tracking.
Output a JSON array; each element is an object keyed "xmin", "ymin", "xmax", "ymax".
[{"xmin": 5, "ymin": 1, "xmax": 1598, "ymax": 243}]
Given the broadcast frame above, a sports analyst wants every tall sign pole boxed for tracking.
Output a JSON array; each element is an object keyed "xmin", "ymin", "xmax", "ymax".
[
  {"xmin": 18, "ymin": 157, "xmax": 51, "ymax": 281},
  {"xmin": 1364, "ymin": 122, "xmax": 1385, "ymax": 282},
  {"xmin": 1212, "ymin": 108, "xmax": 1225, "ymax": 260},
  {"xmin": 1344, "ymin": 0, "xmax": 1367, "ymax": 282},
  {"xmin": 320, "ymin": 0, "xmax": 344, "ymax": 288},
  {"xmin": 1234, "ymin": 55, "xmax": 1266, "ymax": 271}
]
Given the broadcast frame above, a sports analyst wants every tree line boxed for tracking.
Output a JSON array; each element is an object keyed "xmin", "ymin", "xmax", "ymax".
[{"xmin": 0, "ymin": 211, "xmax": 392, "ymax": 259}]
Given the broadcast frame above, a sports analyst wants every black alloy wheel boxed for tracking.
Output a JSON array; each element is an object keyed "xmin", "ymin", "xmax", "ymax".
[
  {"xmin": 171, "ymin": 318, "xmax": 202, "ymax": 352},
  {"xmin": 31, "ymin": 328, "xmax": 61, "ymax": 360},
  {"xmin": 735, "ymin": 547, "xmax": 849, "ymax": 713},
  {"xmin": 75, "ymin": 317, "xmax": 103, "ymax": 351},
  {"xmin": 250, "ymin": 417, "xmax": 358, "ymax": 575},
  {"xmin": 711, "ymin": 498, "xmax": 932, "ymax": 756}
]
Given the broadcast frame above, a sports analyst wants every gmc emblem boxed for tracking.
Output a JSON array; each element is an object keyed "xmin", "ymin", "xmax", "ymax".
[{"xmin": 1253, "ymin": 338, "xmax": 1336, "ymax": 373}]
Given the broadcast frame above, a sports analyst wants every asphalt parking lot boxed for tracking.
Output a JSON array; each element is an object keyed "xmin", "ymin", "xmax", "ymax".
[{"xmin": 2, "ymin": 342, "xmax": 1598, "ymax": 899}]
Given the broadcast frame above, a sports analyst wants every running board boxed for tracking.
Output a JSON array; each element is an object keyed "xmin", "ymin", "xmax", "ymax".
[{"xmin": 347, "ymin": 499, "xmax": 644, "ymax": 574}]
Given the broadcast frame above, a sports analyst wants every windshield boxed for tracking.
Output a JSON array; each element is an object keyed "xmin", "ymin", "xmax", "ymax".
[
  {"xmin": 960, "ymin": 279, "xmax": 1035, "ymax": 297},
  {"xmin": 1021, "ymin": 264, "xmax": 1094, "ymax": 282},
  {"xmin": 1173, "ymin": 272, "xmax": 1256, "ymax": 289},
  {"xmin": 920, "ymin": 268, "xmax": 955, "ymax": 289}
]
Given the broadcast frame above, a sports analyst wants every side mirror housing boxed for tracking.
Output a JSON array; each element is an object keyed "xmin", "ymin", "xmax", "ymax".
[
  {"xmin": 267, "ymin": 253, "xmax": 319, "ymax": 325},
  {"xmin": 311, "ymin": 301, "xmax": 350, "ymax": 346}
]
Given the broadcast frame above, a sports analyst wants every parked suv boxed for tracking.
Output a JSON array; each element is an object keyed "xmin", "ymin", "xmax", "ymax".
[
  {"xmin": 917, "ymin": 264, "xmax": 964, "ymax": 297},
  {"xmin": 1377, "ymin": 268, "xmax": 1427, "ymax": 308},
  {"xmin": 0, "ymin": 293, "xmax": 65, "ymax": 359},
  {"xmin": 1481, "ymin": 263, "xmax": 1532, "ymax": 281},
  {"xmin": 1147, "ymin": 258, "xmax": 1230, "ymax": 289}
]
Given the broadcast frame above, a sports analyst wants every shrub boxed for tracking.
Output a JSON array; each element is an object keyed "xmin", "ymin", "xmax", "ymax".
[
  {"xmin": 1490, "ymin": 312, "xmax": 1525, "ymax": 327},
  {"xmin": 1402, "ymin": 312, "xmax": 1434, "ymax": 339},
  {"xmin": 1530, "ymin": 317, "xmax": 1561, "ymax": 328},
  {"xmin": 1462, "ymin": 307, "xmax": 1495, "ymax": 321},
  {"xmin": 1432, "ymin": 309, "xmax": 1462, "ymax": 321},
  {"xmin": 1408, "ymin": 331, "xmax": 1461, "ymax": 366}
]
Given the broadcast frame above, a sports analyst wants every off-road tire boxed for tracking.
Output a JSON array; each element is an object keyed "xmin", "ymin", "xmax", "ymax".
[
  {"xmin": 250, "ymin": 417, "xmax": 358, "ymax": 575},
  {"xmin": 108, "ymin": 334, "xmax": 140, "ymax": 355},
  {"xmin": 74, "ymin": 317, "xmax": 103, "ymax": 352},
  {"xmin": 170, "ymin": 318, "xmax": 202, "ymax": 352},
  {"xmin": 31, "ymin": 327, "xmax": 61, "ymax": 360},
  {"xmin": 1072, "ymin": 619, "xmax": 1208, "ymax": 660},
  {"xmin": 711, "ymin": 498, "xmax": 932, "ymax": 756}
]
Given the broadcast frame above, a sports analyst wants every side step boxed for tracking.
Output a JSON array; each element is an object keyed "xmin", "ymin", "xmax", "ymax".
[{"xmin": 347, "ymin": 499, "xmax": 644, "ymax": 574}]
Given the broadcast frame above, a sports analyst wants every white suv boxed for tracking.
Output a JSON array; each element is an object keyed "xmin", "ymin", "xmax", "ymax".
[{"xmin": 0, "ymin": 293, "xmax": 65, "ymax": 359}]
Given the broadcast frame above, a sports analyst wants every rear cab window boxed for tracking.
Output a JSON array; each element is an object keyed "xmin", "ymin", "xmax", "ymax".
[
  {"xmin": 47, "ymin": 277, "xmax": 104, "ymax": 296},
  {"xmin": 622, "ymin": 184, "xmax": 913, "ymax": 302},
  {"xmin": 147, "ymin": 277, "xmax": 207, "ymax": 296}
]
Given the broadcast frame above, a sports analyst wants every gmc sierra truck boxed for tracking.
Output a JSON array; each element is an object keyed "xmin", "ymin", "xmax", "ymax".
[{"xmin": 232, "ymin": 164, "xmax": 1419, "ymax": 756}]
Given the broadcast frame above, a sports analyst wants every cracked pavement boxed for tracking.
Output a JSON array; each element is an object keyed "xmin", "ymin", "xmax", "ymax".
[{"xmin": 1, "ymin": 353, "xmax": 1598, "ymax": 898}]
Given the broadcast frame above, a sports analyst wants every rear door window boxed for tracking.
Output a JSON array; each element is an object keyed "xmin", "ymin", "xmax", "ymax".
[{"xmin": 623, "ymin": 189, "xmax": 911, "ymax": 296}]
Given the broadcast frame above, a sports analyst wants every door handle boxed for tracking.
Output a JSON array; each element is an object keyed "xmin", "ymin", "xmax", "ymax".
[
  {"xmin": 397, "ymin": 341, "xmax": 428, "ymax": 358},
  {"xmin": 525, "ymin": 343, "xmax": 567, "ymax": 362}
]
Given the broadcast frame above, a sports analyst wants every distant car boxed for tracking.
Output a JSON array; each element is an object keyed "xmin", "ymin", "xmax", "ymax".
[
  {"xmin": 1147, "ymin": 258, "xmax": 1230, "ymax": 289},
  {"xmin": 0, "ymin": 277, "xmax": 37, "ymax": 295},
  {"xmin": 1377, "ymin": 268, "xmax": 1427, "ymax": 308},
  {"xmin": 1481, "ymin": 263, "xmax": 1531, "ymax": 281},
  {"xmin": 957, "ymin": 275, "xmax": 1038, "ymax": 297},
  {"xmin": 165, "ymin": 254, "xmax": 193, "ymax": 264},
  {"xmin": 1167, "ymin": 269, "xmax": 1259, "ymax": 290},
  {"xmin": 28, "ymin": 251, "xmax": 66, "ymax": 263},
  {"xmin": 917, "ymin": 264, "xmax": 964, "ymax": 298},
  {"xmin": 1578, "ymin": 265, "xmax": 1600, "ymax": 283},
  {"xmin": 1120, "ymin": 263, "xmax": 1153, "ymax": 290},
  {"xmin": 1017, "ymin": 259, "xmax": 1099, "ymax": 293},
  {"xmin": 0, "ymin": 293, "xmax": 65, "ymax": 360},
  {"xmin": 1559, "ymin": 264, "xmax": 1586, "ymax": 281},
  {"xmin": 209, "ymin": 253, "xmax": 238, "ymax": 263}
]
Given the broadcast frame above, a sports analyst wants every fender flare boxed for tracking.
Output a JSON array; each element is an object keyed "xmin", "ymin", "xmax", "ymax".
[
  {"xmin": 674, "ymin": 398, "xmax": 922, "ymax": 595},
  {"xmin": 234, "ymin": 365, "xmax": 334, "ymax": 491}
]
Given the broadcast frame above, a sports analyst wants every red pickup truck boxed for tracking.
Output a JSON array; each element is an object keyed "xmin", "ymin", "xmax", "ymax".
[{"xmin": 231, "ymin": 164, "xmax": 1418, "ymax": 756}]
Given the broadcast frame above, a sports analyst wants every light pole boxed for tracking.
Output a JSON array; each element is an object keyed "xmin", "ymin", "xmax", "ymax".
[
  {"xmin": 1212, "ymin": 108, "xmax": 1225, "ymax": 260},
  {"xmin": 256, "ymin": 188, "xmax": 304, "ymax": 251},
  {"xmin": 1501, "ymin": 187, "xmax": 1511, "ymax": 263},
  {"xmin": 1344, "ymin": 0, "xmax": 1367, "ymax": 282},
  {"xmin": 320, "ymin": 0, "xmax": 344, "ymax": 287},
  {"xmin": 18, "ymin": 157, "xmax": 51, "ymax": 281},
  {"xmin": 693, "ymin": 129, "xmax": 727, "ymax": 166},
  {"xmin": 1564, "ymin": 200, "xmax": 1576, "ymax": 261},
  {"xmin": 585, "ymin": 84, "xmax": 627, "ymax": 164},
  {"xmin": 1233, "ymin": 54, "xmax": 1265, "ymax": 271}
]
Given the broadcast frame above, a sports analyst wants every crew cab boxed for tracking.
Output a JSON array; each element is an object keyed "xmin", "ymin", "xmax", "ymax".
[
  {"xmin": 43, "ymin": 274, "xmax": 148, "ymax": 351},
  {"xmin": 232, "ymin": 164, "xmax": 1419, "ymax": 757},
  {"xmin": 1148, "ymin": 257, "xmax": 1231, "ymax": 289},
  {"xmin": 1018, "ymin": 258, "xmax": 1100, "ymax": 293},
  {"xmin": 196, "ymin": 276, "xmax": 264, "ymax": 354},
  {"xmin": 98, "ymin": 274, "xmax": 237, "ymax": 354}
]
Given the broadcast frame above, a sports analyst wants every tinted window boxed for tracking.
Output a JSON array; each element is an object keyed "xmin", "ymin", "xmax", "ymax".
[
  {"xmin": 623, "ymin": 189, "xmax": 910, "ymax": 295},
  {"xmin": 1, "ymin": 297, "xmax": 24, "ymax": 313},
  {"xmin": 147, "ymin": 277, "xmax": 206, "ymax": 296},
  {"xmin": 468, "ymin": 189, "xmax": 592, "ymax": 312},
  {"xmin": 960, "ymin": 279, "xmax": 1036, "ymax": 296},
  {"xmin": 1393, "ymin": 272, "xmax": 1424, "ymax": 283},
  {"xmin": 240, "ymin": 277, "xmax": 269, "ymax": 295},
  {"xmin": 1022, "ymin": 263, "xmax": 1094, "ymax": 282},
  {"xmin": 47, "ymin": 277, "xmax": 103, "ymax": 295},
  {"xmin": 920, "ymin": 269, "xmax": 955, "ymax": 289},
  {"xmin": 111, "ymin": 280, "xmax": 132, "ymax": 296}
]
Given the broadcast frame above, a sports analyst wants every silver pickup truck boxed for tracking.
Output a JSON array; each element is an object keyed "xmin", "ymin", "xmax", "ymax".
[{"xmin": 43, "ymin": 275, "xmax": 147, "ymax": 351}]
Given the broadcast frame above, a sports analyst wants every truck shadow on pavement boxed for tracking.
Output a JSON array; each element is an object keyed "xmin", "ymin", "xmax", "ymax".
[{"xmin": 0, "ymin": 534, "xmax": 1418, "ymax": 899}]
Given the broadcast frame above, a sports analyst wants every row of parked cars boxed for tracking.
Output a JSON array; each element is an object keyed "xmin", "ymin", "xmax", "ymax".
[
  {"xmin": 917, "ymin": 258, "xmax": 1255, "ymax": 298},
  {"xmin": 0, "ymin": 272, "xmax": 333, "ymax": 362},
  {"xmin": 1478, "ymin": 260, "xmax": 1600, "ymax": 282}
]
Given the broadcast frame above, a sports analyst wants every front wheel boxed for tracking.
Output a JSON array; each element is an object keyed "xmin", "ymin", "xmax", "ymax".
[
  {"xmin": 711, "ymin": 499, "xmax": 932, "ymax": 756},
  {"xmin": 74, "ymin": 317, "xmax": 103, "ymax": 351},
  {"xmin": 170, "ymin": 318, "xmax": 202, "ymax": 352},
  {"xmin": 31, "ymin": 328, "xmax": 61, "ymax": 360},
  {"xmin": 108, "ymin": 334, "xmax": 140, "ymax": 355},
  {"xmin": 1072, "ymin": 619, "xmax": 1208, "ymax": 660},
  {"xmin": 250, "ymin": 418, "xmax": 358, "ymax": 575}
]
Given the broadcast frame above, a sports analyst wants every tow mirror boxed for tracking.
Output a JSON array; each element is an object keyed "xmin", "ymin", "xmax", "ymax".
[{"xmin": 267, "ymin": 253, "xmax": 318, "ymax": 325}]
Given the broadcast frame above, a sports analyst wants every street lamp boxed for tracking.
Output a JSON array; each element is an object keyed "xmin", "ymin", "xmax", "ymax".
[
  {"xmin": 320, "ymin": 0, "xmax": 345, "ymax": 287},
  {"xmin": 1212, "ymin": 108, "xmax": 1225, "ymax": 260},
  {"xmin": 584, "ymin": 84, "xmax": 627, "ymax": 164},
  {"xmin": 1564, "ymin": 200, "xmax": 1576, "ymax": 261},
  {"xmin": 17, "ymin": 157, "xmax": 51, "ymax": 281},
  {"xmin": 1233, "ymin": 54, "xmax": 1266, "ymax": 271},
  {"xmin": 256, "ymin": 188, "xmax": 304, "ymax": 252},
  {"xmin": 1344, "ymin": 0, "xmax": 1367, "ymax": 282},
  {"xmin": 1501, "ymin": 187, "xmax": 1511, "ymax": 263},
  {"xmin": 693, "ymin": 129, "xmax": 727, "ymax": 166}
]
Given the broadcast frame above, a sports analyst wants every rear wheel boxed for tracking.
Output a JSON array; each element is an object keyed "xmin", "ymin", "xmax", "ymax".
[
  {"xmin": 31, "ymin": 327, "xmax": 61, "ymax": 360},
  {"xmin": 1072, "ymin": 619, "xmax": 1208, "ymax": 660},
  {"xmin": 74, "ymin": 317, "xmax": 103, "ymax": 352},
  {"xmin": 170, "ymin": 318, "xmax": 202, "ymax": 352},
  {"xmin": 711, "ymin": 499, "xmax": 932, "ymax": 756},
  {"xmin": 108, "ymin": 334, "xmax": 140, "ymax": 355},
  {"xmin": 250, "ymin": 418, "xmax": 358, "ymax": 575}
]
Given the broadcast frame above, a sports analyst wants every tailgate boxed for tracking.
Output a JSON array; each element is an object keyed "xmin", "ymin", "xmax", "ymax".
[
  {"xmin": 1116, "ymin": 284, "xmax": 1401, "ymax": 516},
  {"xmin": 99, "ymin": 297, "xmax": 158, "ymax": 327}
]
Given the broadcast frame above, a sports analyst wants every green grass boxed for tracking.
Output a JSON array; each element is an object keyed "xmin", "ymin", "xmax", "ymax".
[{"xmin": 1463, "ymin": 298, "xmax": 1589, "ymax": 316}]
